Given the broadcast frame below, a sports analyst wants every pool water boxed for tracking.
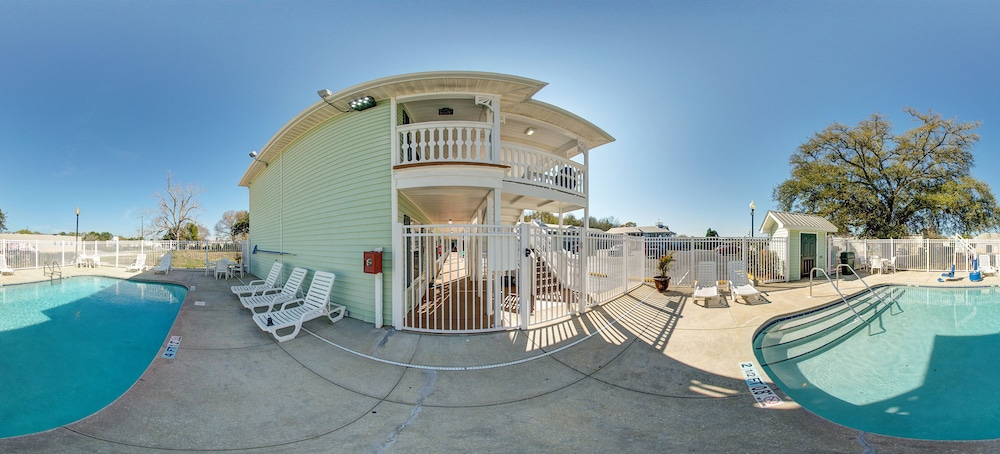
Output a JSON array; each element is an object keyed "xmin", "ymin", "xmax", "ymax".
[
  {"xmin": 0, "ymin": 277, "xmax": 185, "ymax": 438},
  {"xmin": 757, "ymin": 286, "xmax": 1000, "ymax": 440}
]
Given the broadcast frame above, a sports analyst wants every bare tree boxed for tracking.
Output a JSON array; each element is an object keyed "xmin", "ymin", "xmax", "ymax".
[
  {"xmin": 214, "ymin": 210, "xmax": 249, "ymax": 241},
  {"xmin": 153, "ymin": 172, "xmax": 203, "ymax": 241}
]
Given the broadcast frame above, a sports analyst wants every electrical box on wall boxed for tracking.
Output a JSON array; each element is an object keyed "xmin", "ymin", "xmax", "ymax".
[{"xmin": 363, "ymin": 250, "xmax": 382, "ymax": 274}]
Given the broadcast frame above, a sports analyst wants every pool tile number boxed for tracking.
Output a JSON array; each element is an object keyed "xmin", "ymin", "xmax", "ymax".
[
  {"xmin": 162, "ymin": 336, "xmax": 182, "ymax": 359},
  {"xmin": 739, "ymin": 362, "xmax": 783, "ymax": 408}
]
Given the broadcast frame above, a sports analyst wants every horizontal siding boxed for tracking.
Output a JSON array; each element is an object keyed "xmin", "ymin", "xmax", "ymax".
[{"xmin": 247, "ymin": 104, "xmax": 394, "ymax": 324}]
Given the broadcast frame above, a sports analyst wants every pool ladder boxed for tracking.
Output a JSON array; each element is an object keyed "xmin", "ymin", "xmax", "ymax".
[
  {"xmin": 44, "ymin": 261, "xmax": 63, "ymax": 280},
  {"xmin": 808, "ymin": 264, "xmax": 886, "ymax": 325}
]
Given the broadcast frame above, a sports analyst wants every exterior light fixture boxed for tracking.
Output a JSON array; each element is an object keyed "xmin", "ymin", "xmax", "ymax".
[
  {"xmin": 438, "ymin": 107, "xmax": 454, "ymax": 116},
  {"xmin": 349, "ymin": 95, "xmax": 377, "ymax": 111},
  {"xmin": 749, "ymin": 200, "xmax": 756, "ymax": 237},
  {"xmin": 317, "ymin": 89, "xmax": 332, "ymax": 99},
  {"xmin": 525, "ymin": 127, "xmax": 535, "ymax": 136},
  {"xmin": 249, "ymin": 150, "xmax": 268, "ymax": 166}
]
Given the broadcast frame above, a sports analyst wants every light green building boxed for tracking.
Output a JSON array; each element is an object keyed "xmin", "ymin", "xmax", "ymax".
[{"xmin": 239, "ymin": 71, "xmax": 614, "ymax": 332}]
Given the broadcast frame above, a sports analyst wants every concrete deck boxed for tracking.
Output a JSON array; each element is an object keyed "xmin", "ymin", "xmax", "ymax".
[{"xmin": 2, "ymin": 266, "xmax": 999, "ymax": 453}]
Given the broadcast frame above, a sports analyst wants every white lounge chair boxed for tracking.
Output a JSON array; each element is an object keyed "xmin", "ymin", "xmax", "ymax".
[
  {"xmin": 126, "ymin": 253, "xmax": 146, "ymax": 272},
  {"xmin": 693, "ymin": 262, "xmax": 721, "ymax": 306},
  {"xmin": 978, "ymin": 255, "xmax": 996, "ymax": 276},
  {"xmin": 215, "ymin": 258, "xmax": 231, "ymax": 279},
  {"xmin": 231, "ymin": 262, "xmax": 283, "ymax": 296},
  {"xmin": 252, "ymin": 270, "xmax": 345, "ymax": 343},
  {"xmin": 0, "ymin": 253, "xmax": 14, "ymax": 275},
  {"xmin": 92, "ymin": 254, "xmax": 101, "ymax": 268},
  {"xmin": 240, "ymin": 267, "xmax": 307, "ymax": 313},
  {"xmin": 152, "ymin": 253, "xmax": 172, "ymax": 274},
  {"xmin": 727, "ymin": 260, "xmax": 761, "ymax": 304}
]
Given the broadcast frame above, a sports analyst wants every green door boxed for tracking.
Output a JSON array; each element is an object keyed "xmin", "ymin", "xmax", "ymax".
[{"xmin": 801, "ymin": 233, "xmax": 817, "ymax": 277}]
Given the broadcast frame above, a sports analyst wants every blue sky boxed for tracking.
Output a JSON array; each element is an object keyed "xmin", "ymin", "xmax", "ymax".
[{"xmin": 2, "ymin": 1, "xmax": 999, "ymax": 238}]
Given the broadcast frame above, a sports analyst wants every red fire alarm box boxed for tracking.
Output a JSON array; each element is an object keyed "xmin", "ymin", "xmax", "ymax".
[{"xmin": 363, "ymin": 251, "xmax": 382, "ymax": 274}]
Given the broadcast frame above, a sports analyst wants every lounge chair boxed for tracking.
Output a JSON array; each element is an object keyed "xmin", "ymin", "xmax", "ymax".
[
  {"xmin": 693, "ymin": 261, "xmax": 722, "ymax": 306},
  {"xmin": 152, "ymin": 253, "xmax": 172, "ymax": 275},
  {"xmin": 727, "ymin": 260, "xmax": 761, "ymax": 304},
  {"xmin": 240, "ymin": 267, "xmax": 307, "ymax": 313},
  {"xmin": 231, "ymin": 262, "xmax": 283, "ymax": 297},
  {"xmin": 126, "ymin": 253, "xmax": 146, "ymax": 272},
  {"xmin": 92, "ymin": 254, "xmax": 101, "ymax": 268},
  {"xmin": 0, "ymin": 253, "xmax": 13, "ymax": 275},
  {"xmin": 938, "ymin": 264, "xmax": 961, "ymax": 282},
  {"xmin": 979, "ymin": 255, "xmax": 996, "ymax": 276},
  {"xmin": 252, "ymin": 270, "xmax": 345, "ymax": 343}
]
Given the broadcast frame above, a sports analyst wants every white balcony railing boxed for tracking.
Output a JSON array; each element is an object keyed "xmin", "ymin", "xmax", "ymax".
[
  {"xmin": 499, "ymin": 145, "xmax": 585, "ymax": 195},
  {"xmin": 397, "ymin": 121, "xmax": 493, "ymax": 166},
  {"xmin": 395, "ymin": 121, "xmax": 585, "ymax": 195}
]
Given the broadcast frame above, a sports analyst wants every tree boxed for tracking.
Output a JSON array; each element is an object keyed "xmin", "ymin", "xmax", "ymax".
[
  {"xmin": 216, "ymin": 210, "xmax": 249, "ymax": 241},
  {"xmin": 773, "ymin": 108, "xmax": 1000, "ymax": 238},
  {"xmin": 152, "ymin": 172, "xmax": 203, "ymax": 242},
  {"xmin": 623, "ymin": 221, "xmax": 637, "ymax": 227},
  {"xmin": 705, "ymin": 228, "xmax": 719, "ymax": 237},
  {"xmin": 0, "ymin": 207, "xmax": 6, "ymax": 232}
]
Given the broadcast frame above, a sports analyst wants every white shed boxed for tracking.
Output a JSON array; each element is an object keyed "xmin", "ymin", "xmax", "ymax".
[{"xmin": 760, "ymin": 211, "xmax": 838, "ymax": 280}]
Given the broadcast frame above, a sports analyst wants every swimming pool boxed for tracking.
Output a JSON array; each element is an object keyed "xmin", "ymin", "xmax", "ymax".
[
  {"xmin": 755, "ymin": 285, "xmax": 1000, "ymax": 440},
  {"xmin": 0, "ymin": 276, "xmax": 186, "ymax": 438}
]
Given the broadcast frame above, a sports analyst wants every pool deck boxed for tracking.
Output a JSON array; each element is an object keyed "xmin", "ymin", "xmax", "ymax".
[{"xmin": 2, "ymin": 266, "xmax": 999, "ymax": 453}]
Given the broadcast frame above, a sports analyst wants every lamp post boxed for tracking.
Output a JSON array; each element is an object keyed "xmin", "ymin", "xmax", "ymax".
[
  {"xmin": 75, "ymin": 207, "xmax": 80, "ymax": 263},
  {"xmin": 749, "ymin": 200, "xmax": 756, "ymax": 237}
]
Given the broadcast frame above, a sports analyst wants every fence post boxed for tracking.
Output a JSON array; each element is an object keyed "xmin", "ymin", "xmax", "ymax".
[
  {"xmin": 34, "ymin": 240, "xmax": 39, "ymax": 269},
  {"xmin": 519, "ymin": 223, "xmax": 531, "ymax": 329}
]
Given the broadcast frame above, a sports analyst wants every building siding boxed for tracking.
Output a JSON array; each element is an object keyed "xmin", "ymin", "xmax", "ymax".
[{"xmin": 248, "ymin": 104, "xmax": 393, "ymax": 324}]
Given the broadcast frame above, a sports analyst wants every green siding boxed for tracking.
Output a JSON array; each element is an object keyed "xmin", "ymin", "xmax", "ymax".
[{"xmin": 247, "ymin": 104, "xmax": 394, "ymax": 324}]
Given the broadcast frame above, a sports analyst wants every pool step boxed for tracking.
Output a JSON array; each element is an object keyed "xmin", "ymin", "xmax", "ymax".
[{"xmin": 755, "ymin": 287, "xmax": 904, "ymax": 366}]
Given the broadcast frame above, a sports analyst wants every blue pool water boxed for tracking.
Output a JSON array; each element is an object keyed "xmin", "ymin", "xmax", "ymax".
[
  {"xmin": 756, "ymin": 286, "xmax": 1000, "ymax": 440},
  {"xmin": 0, "ymin": 277, "xmax": 185, "ymax": 438}
]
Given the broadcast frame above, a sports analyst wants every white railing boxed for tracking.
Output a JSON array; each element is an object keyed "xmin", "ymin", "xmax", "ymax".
[
  {"xmin": 499, "ymin": 144, "xmax": 585, "ymax": 195},
  {"xmin": 396, "ymin": 121, "xmax": 493, "ymax": 166},
  {"xmin": 642, "ymin": 236, "xmax": 788, "ymax": 286},
  {"xmin": 830, "ymin": 237, "xmax": 1000, "ymax": 273},
  {"xmin": 0, "ymin": 239, "xmax": 245, "ymax": 271}
]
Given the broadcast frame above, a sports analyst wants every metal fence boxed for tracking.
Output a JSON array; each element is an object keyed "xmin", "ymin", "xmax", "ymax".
[
  {"xmin": 830, "ymin": 237, "xmax": 1000, "ymax": 273},
  {"xmin": 643, "ymin": 236, "xmax": 788, "ymax": 286},
  {"xmin": 0, "ymin": 239, "xmax": 246, "ymax": 271}
]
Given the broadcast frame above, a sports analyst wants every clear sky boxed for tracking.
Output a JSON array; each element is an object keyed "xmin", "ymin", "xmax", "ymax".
[{"xmin": 2, "ymin": 1, "xmax": 999, "ymax": 238}]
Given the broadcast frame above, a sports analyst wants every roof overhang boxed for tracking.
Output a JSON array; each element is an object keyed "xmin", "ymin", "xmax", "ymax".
[{"xmin": 239, "ymin": 71, "xmax": 614, "ymax": 187}]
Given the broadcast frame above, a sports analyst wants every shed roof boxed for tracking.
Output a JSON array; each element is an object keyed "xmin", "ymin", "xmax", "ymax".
[{"xmin": 761, "ymin": 211, "xmax": 838, "ymax": 233}]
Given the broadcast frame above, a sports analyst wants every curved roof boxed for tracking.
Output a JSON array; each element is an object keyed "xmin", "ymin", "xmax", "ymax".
[{"xmin": 239, "ymin": 71, "xmax": 615, "ymax": 186}]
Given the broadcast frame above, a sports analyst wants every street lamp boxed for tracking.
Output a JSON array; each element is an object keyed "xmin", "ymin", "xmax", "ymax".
[
  {"xmin": 749, "ymin": 200, "xmax": 756, "ymax": 237},
  {"xmin": 75, "ymin": 207, "xmax": 80, "ymax": 262}
]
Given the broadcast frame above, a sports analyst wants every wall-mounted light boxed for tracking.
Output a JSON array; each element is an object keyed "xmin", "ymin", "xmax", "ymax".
[
  {"xmin": 525, "ymin": 127, "xmax": 535, "ymax": 136},
  {"xmin": 249, "ymin": 150, "xmax": 268, "ymax": 166},
  {"xmin": 349, "ymin": 95, "xmax": 377, "ymax": 111}
]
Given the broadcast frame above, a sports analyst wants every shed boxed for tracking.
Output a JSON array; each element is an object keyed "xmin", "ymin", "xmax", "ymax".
[{"xmin": 760, "ymin": 211, "xmax": 838, "ymax": 280}]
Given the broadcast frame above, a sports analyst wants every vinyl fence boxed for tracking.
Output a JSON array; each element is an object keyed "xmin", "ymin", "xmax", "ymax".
[{"xmin": 1, "ymin": 239, "xmax": 247, "ymax": 271}]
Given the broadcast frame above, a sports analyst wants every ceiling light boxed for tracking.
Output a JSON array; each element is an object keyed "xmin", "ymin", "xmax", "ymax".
[
  {"xmin": 349, "ymin": 95, "xmax": 377, "ymax": 111},
  {"xmin": 525, "ymin": 127, "xmax": 535, "ymax": 136}
]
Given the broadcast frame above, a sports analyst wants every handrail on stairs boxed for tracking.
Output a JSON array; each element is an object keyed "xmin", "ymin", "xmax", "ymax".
[{"xmin": 807, "ymin": 265, "xmax": 879, "ymax": 325}]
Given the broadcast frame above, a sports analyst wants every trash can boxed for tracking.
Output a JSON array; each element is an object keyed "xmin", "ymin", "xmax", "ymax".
[{"xmin": 839, "ymin": 251, "xmax": 856, "ymax": 274}]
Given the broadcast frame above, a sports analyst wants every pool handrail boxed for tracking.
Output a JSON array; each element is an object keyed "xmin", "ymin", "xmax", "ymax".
[{"xmin": 808, "ymin": 265, "xmax": 873, "ymax": 325}]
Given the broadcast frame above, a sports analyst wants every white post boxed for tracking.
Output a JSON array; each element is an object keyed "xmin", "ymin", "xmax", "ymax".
[
  {"xmin": 392, "ymin": 222, "xmax": 404, "ymax": 330},
  {"xmin": 518, "ymin": 223, "xmax": 531, "ymax": 329},
  {"xmin": 375, "ymin": 247, "xmax": 384, "ymax": 329}
]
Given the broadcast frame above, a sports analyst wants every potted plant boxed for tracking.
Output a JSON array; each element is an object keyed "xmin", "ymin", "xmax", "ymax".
[{"xmin": 653, "ymin": 253, "xmax": 674, "ymax": 292}]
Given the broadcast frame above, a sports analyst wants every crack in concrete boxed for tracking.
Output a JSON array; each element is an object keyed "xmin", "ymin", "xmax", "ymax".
[{"xmin": 373, "ymin": 369, "xmax": 437, "ymax": 453}]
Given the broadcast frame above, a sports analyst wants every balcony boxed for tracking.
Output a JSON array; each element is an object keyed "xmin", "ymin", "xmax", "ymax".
[{"xmin": 395, "ymin": 121, "xmax": 585, "ymax": 196}]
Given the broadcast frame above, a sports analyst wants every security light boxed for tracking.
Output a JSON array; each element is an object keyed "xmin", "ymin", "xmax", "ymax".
[{"xmin": 349, "ymin": 96, "xmax": 377, "ymax": 111}]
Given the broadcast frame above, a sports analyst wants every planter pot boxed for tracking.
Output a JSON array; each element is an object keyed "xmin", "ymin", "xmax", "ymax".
[{"xmin": 653, "ymin": 276, "xmax": 671, "ymax": 292}]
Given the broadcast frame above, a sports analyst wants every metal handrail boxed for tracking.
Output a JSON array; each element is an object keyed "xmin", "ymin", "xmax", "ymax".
[
  {"xmin": 808, "ymin": 266, "xmax": 869, "ymax": 324},
  {"xmin": 43, "ymin": 260, "xmax": 62, "ymax": 280}
]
